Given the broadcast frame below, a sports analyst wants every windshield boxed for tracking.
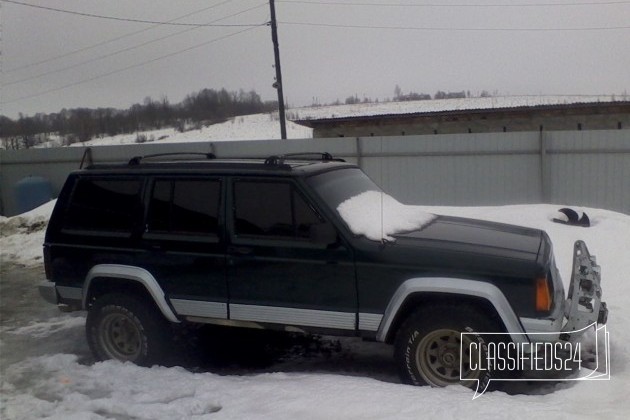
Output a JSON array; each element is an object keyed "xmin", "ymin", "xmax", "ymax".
[
  {"xmin": 306, "ymin": 168, "xmax": 382, "ymax": 210},
  {"xmin": 307, "ymin": 167, "xmax": 436, "ymax": 241}
]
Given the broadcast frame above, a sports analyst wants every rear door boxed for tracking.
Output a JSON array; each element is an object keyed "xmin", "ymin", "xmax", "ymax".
[
  {"xmin": 226, "ymin": 177, "xmax": 357, "ymax": 331},
  {"xmin": 138, "ymin": 176, "xmax": 228, "ymax": 320}
]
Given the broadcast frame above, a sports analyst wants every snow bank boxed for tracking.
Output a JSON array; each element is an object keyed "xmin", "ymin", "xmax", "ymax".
[
  {"xmin": 1, "ymin": 355, "xmax": 222, "ymax": 420},
  {"xmin": 337, "ymin": 191, "xmax": 436, "ymax": 241},
  {"xmin": 0, "ymin": 200, "xmax": 56, "ymax": 266}
]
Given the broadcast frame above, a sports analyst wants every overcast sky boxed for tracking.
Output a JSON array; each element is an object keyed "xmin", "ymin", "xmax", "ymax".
[{"xmin": 1, "ymin": 0, "xmax": 629, "ymax": 119}]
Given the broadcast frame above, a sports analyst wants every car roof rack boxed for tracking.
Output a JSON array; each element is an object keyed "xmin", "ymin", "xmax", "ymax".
[
  {"xmin": 128, "ymin": 152, "xmax": 216, "ymax": 166},
  {"xmin": 264, "ymin": 152, "xmax": 345, "ymax": 166}
]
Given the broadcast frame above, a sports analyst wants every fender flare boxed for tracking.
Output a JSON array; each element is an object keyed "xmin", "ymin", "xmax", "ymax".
[
  {"xmin": 376, "ymin": 277, "xmax": 528, "ymax": 345},
  {"xmin": 83, "ymin": 264, "xmax": 180, "ymax": 323}
]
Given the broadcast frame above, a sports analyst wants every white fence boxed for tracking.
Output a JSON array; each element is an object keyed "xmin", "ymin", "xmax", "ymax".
[{"xmin": 1, "ymin": 130, "xmax": 628, "ymax": 216}]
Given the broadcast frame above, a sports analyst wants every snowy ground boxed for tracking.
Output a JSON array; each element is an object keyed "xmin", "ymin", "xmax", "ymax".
[{"xmin": 1, "ymin": 201, "xmax": 629, "ymax": 419}]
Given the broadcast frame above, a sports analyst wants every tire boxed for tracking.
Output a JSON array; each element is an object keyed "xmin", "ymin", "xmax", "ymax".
[
  {"xmin": 86, "ymin": 293, "xmax": 171, "ymax": 366},
  {"xmin": 394, "ymin": 304, "xmax": 499, "ymax": 388}
]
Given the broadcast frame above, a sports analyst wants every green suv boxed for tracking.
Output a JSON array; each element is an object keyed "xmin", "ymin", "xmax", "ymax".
[{"xmin": 39, "ymin": 152, "xmax": 607, "ymax": 388}]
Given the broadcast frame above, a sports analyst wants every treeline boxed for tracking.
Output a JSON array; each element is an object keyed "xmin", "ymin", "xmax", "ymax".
[
  {"xmin": 393, "ymin": 85, "xmax": 493, "ymax": 102},
  {"xmin": 1, "ymin": 88, "xmax": 277, "ymax": 149},
  {"xmin": 331, "ymin": 86, "xmax": 494, "ymax": 106}
]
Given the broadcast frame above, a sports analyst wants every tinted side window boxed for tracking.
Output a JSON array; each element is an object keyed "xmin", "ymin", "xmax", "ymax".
[
  {"xmin": 147, "ymin": 179, "xmax": 220, "ymax": 236},
  {"xmin": 65, "ymin": 178, "xmax": 142, "ymax": 233},
  {"xmin": 233, "ymin": 180, "xmax": 322, "ymax": 239},
  {"xmin": 294, "ymin": 187, "xmax": 324, "ymax": 238}
]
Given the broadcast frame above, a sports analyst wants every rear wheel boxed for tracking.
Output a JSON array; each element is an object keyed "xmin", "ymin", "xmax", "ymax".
[
  {"xmin": 394, "ymin": 304, "xmax": 499, "ymax": 388},
  {"xmin": 86, "ymin": 293, "xmax": 171, "ymax": 366}
]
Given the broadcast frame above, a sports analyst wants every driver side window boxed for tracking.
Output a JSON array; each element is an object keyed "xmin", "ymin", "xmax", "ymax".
[{"xmin": 233, "ymin": 180, "xmax": 323, "ymax": 240}]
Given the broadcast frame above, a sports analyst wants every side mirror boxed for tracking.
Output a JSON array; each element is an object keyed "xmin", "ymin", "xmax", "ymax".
[{"xmin": 310, "ymin": 223, "xmax": 338, "ymax": 246}]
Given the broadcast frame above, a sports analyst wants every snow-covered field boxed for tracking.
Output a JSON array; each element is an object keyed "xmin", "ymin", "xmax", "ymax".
[
  {"xmin": 1, "ymin": 201, "xmax": 629, "ymax": 419},
  {"xmin": 35, "ymin": 113, "xmax": 312, "ymax": 148}
]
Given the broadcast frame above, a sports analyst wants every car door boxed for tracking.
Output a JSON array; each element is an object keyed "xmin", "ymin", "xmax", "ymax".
[
  {"xmin": 139, "ymin": 176, "xmax": 228, "ymax": 320},
  {"xmin": 226, "ymin": 177, "xmax": 357, "ymax": 331}
]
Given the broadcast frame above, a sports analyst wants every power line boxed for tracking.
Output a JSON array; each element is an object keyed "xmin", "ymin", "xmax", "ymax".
[
  {"xmin": 4, "ymin": 3, "xmax": 269, "ymax": 86},
  {"xmin": 1, "ymin": 0, "xmax": 261, "ymax": 27},
  {"xmin": 278, "ymin": 0, "xmax": 630, "ymax": 7},
  {"xmin": 1, "ymin": 25, "xmax": 266, "ymax": 105},
  {"xmin": 279, "ymin": 20, "xmax": 630, "ymax": 31},
  {"xmin": 3, "ymin": 0, "xmax": 240, "ymax": 73}
]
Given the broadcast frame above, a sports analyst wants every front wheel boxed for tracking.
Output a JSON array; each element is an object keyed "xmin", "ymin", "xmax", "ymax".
[
  {"xmin": 86, "ymin": 293, "xmax": 171, "ymax": 366},
  {"xmin": 394, "ymin": 305, "xmax": 499, "ymax": 388}
]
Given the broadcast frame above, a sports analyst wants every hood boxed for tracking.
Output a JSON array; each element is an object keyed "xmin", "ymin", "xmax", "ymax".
[
  {"xmin": 397, "ymin": 215, "xmax": 543, "ymax": 257},
  {"xmin": 391, "ymin": 215, "xmax": 547, "ymax": 277}
]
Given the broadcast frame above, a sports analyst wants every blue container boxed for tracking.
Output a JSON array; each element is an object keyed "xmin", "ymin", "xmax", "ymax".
[{"xmin": 14, "ymin": 176, "xmax": 53, "ymax": 214}]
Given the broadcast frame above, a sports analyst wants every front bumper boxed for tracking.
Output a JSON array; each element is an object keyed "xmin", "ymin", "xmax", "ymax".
[
  {"xmin": 509, "ymin": 241, "xmax": 608, "ymax": 379},
  {"xmin": 521, "ymin": 240, "xmax": 607, "ymax": 342},
  {"xmin": 562, "ymin": 240, "xmax": 608, "ymax": 337}
]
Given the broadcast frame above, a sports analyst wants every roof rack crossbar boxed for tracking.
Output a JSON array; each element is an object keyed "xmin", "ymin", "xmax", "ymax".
[
  {"xmin": 128, "ymin": 152, "xmax": 216, "ymax": 165},
  {"xmin": 264, "ymin": 152, "xmax": 344, "ymax": 166}
]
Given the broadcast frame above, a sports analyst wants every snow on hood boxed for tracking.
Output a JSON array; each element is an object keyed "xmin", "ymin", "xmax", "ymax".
[{"xmin": 336, "ymin": 191, "xmax": 437, "ymax": 241}]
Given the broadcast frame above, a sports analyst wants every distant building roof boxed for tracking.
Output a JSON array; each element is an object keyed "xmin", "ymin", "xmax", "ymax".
[{"xmin": 292, "ymin": 95, "xmax": 630, "ymax": 126}]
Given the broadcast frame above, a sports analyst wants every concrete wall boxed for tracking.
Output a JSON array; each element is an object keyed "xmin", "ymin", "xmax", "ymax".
[{"xmin": 1, "ymin": 130, "xmax": 629, "ymax": 216}]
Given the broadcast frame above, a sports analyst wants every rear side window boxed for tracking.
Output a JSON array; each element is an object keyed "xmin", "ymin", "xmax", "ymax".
[
  {"xmin": 147, "ymin": 179, "xmax": 220, "ymax": 236},
  {"xmin": 65, "ymin": 178, "xmax": 142, "ymax": 233}
]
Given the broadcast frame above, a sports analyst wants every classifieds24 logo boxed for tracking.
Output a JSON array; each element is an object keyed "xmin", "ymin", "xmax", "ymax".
[{"xmin": 460, "ymin": 323, "xmax": 610, "ymax": 399}]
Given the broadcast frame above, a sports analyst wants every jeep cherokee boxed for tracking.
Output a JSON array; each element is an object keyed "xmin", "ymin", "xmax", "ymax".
[{"xmin": 39, "ymin": 152, "xmax": 607, "ymax": 387}]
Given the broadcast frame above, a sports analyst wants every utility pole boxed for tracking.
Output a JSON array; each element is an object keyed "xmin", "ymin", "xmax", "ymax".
[{"xmin": 269, "ymin": 0, "xmax": 287, "ymax": 139}]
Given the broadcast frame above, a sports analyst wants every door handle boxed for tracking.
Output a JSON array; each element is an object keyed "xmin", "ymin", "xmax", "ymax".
[{"xmin": 229, "ymin": 246, "xmax": 253, "ymax": 256}]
